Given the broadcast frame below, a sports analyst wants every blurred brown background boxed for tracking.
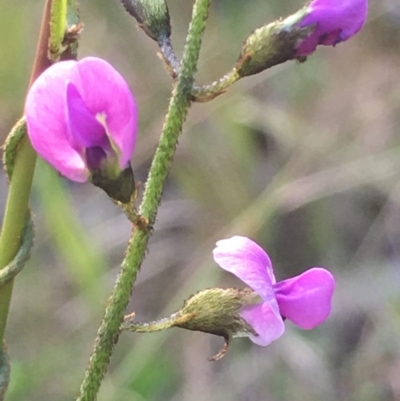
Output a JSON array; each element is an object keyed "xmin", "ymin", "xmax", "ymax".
[{"xmin": 1, "ymin": 0, "xmax": 400, "ymax": 400}]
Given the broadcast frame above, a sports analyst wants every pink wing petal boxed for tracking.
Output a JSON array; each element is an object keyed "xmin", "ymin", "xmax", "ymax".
[
  {"xmin": 213, "ymin": 236, "xmax": 276, "ymax": 301},
  {"xmin": 70, "ymin": 57, "xmax": 138, "ymax": 169},
  {"xmin": 25, "ymin": 61, "xmax": 88, "ymax": 182},
  {"xmin": 297, "ymin": 0, "xmax": 368, "ymax": 56},
  {"xmin": 240, "ymin": 302, "xmax": 285, "ymax": 346},
  {"xmin": 274, "ymin": 268, "xmax": 335, "ymax": 329}
]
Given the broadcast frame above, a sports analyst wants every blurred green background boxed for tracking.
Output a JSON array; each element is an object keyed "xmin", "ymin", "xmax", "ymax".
[{"xmin": 1, "ymin": 0, "xmax": 400, "ymax": 400}]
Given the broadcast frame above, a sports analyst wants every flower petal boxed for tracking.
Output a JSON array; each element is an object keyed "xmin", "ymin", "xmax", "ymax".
[
  {"xmin": 70, "ymin": 57, "xmax": 138, "ymax": 169},
  {"xmin": 274, "ymin": 268, "xmax": 335, "ymax": 329},
  {"xmin": 213, "ymin": 236, "xmax": 276, "ymax": 301},
  {"xmin": 65, "ymin": 81, "xmax": 108, "ymax": 149},
  {"xmin": 240, "ymin": 302, "xmax": 285, "ymax": 346},
  {"xmin": 25, "ymin": 61, "xmax": 88, "ymax": 182},
  {"xmin": 297, "ymin": 0, "xmax": 368, "ymax": 56}
]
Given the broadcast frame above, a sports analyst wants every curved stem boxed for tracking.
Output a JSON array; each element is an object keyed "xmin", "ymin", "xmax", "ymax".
[
  {"xmin": 121, "ymin": 312, "xmax": 194, "ymax": 333},
  {"xmin": 123, "ymin": 316, "xmax": 178, "ymax": 332},
  {"xmin": 192, "ymin": 68, "xmax": 240, "ymax": 102},
  {"xmin": 0, "ymin": 0, "xmax": 53, "ymax": 344},
  {"xmin": 76, "ymin": 0, "xmax": 212, "ymax": 399},
  {"xmin": 157, "ymin": 37, "xmax": 240, "ymax": 102},
  {"xmin": 158, "ymin": 35, "xmax": 181, "ymax": 78}
]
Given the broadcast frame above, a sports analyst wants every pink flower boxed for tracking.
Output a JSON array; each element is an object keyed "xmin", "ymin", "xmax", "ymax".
[
  {"xmin": 296, "ymin": 0, "xmax": 368, "ymax": 56},
  {"xmin": 25, "ymin": 57, "xmax": 138, "ymax": 182},
  {"xmin": 213, "ymin": 236, "xmax": 335, "ymax": 346}
]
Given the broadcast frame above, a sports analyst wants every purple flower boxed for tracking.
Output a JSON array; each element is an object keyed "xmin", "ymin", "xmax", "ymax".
[
  {"xmin": 296, "ymin": 0, "xmax": 368, "ymax": 56},
  {"xmin": 213, "ymin": 236, "xmax": 335, "ymax": 346},
  {"xmin": 25, "ymin": 57, "xmax": 138, "ymax": 182}
]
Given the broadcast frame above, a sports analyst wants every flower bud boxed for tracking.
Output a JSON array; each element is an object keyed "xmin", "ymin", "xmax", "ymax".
[
  {"xmin": 121, "ymin": 0, "xmax": 171, "ymax": 42},
  {"xmin": 235, "ymin": 9, "xmax": 313, "ymax": 77},
  {"xmin": 236, "ymin": 0, "xmax": 367, "ymax": 77}
]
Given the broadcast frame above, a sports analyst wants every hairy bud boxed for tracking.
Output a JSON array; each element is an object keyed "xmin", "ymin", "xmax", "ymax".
[
  {"xmin": 121, "ymin": 0, "xmax": 171, "ymax": 42},
  {"xmin": 235, "ymin": 9, "xmax": 313, "ymax": 78}
]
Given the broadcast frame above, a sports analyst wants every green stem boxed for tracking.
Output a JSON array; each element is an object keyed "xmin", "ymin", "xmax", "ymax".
[
  {"xmin": 0, "ymin": 0, "xmax": 53, "ymax": 344},
  {"xmin": 122, "ymin": 315, "xmax": 178, "ymax": 333},
  {"xmin": 158, "ymin": 35, "xmax": 180, "ymax": 78},
  {"xmin": 121, "ymin": 312, "xmax": 192, "ymax": 333},
  {"xmin": 157, "ymin": 37, "xmax": 240, "ymax": 102},
  {"xmin": 76, "ymin": 0, "xmax": 211, "ymax": 399},
  {"xmin": 192, "ymin": 68, "xmax": 240, "ymax": 102}
]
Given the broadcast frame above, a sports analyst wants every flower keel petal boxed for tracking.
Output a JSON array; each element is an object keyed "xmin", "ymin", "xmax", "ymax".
[{"xmin": 240, "ymin": 302, "xmax": 285, "ymax": 346}]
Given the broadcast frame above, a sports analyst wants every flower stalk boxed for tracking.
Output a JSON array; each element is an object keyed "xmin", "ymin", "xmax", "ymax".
[
  {"xmin": 191, "ymin": 68, "xmax": 240, "ymax": 102},
  {"xmin": 121, "ymin": 311, "xmax": 196, "ymax": 333},
  {"xmin": 76, "ymin": 0, "xmax": 212, "ymax": 399}
]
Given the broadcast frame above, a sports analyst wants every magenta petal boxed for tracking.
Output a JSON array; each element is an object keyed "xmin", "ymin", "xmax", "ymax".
[
  {"xmin": 25, "ymin": 61, "xmax": 88, "ymax": 182},
  {"xmin": 213, "ymin": 236, "xmax": 276, "ymax": 302},
  {"xmin": 65, "ymin": 82, "xmax": 107, "ymax": 149},
  {"xmin": 297, "ymin": 0, "xmax": 368, "ymax": 56},
  {"xmin": 240, "ymin": 302, "xmax": 285, "ymax": 346},
  {"xmin": 274, "ymin": 268, "xmax": 335, "ymax": 329},
  {"xmin": 70, "ymin": 57, "xmax": 138, "ymax": 169}
]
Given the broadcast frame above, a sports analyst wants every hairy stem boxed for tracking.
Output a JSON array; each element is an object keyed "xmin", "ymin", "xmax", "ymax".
[
  {"xmin": 192, "ymin": 68, "xmax": 240, "ymax": 102},
  {"xmin": 157, "ymin": 38, "xmax": 240, "ymax": 102},
  {"xmin": 0, "ymin": 0, "xmax": 53, "ymax": 344},
  {"xmin": 158, "ymin": 35, "xmax": 181, "ymax": 78},
  {"xmin": 76, "ymin": 0, "xmax": 211, "ymax": 399},
  {"xmin": 120, "ymin": 312, "xmax": 194, "ymax": 333}
]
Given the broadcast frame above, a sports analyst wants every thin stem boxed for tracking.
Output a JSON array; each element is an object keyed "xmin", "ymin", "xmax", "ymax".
[
  {"xmin": 192, "ymin": 68, "xmax": 240, "ymax": 102},
  {"xmin": 0, "ymin": 0, "xmax": 53, "ymax": 344},
  {"xmin": 121, "ymin": 312, "xmax": 193, "ymax": 333},
  {"xmin": 140, "ymin": 0, "xmax": 211, "ymax": 220},
  {"xmin": 157, "ymin": 37, "xmax": 240, "ymax": 102},
  {"xmin": 123, "ymin": 315, "xmax": 178, "ymax": 332},
  {"xmin": 158, "ymin": 35, "xmax": 180, "ymax": 78},
  {"xmin": 76, "ymin": 0, "xmax": 211, "ymax": 399}
]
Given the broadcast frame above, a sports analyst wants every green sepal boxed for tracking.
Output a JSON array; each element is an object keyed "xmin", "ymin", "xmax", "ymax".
[
  {"xmin": 235, "ymin": 8, "xmax": 314, "ymax": 77},
  {"xmin": 90, "ymin": 163, "xmax": 136, "ymax": 205}
]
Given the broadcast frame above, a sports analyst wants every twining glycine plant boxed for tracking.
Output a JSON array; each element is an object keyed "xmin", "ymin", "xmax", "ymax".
[{"xmin": 0, "ymin": 0, "xmax": 367, "ymax": 400}]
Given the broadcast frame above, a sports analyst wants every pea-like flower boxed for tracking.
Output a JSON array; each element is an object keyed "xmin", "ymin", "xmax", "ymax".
[
  {"xmin": 213, "ymin": 236, "xmax": 335, "ymax": 346},
  {"xmin": 296, "ymin": 0, "xmax": 368, "ymax": 56},
  {"xmin": 25, "ymin": 57, "xmax": 138, "ymax": 183}
]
